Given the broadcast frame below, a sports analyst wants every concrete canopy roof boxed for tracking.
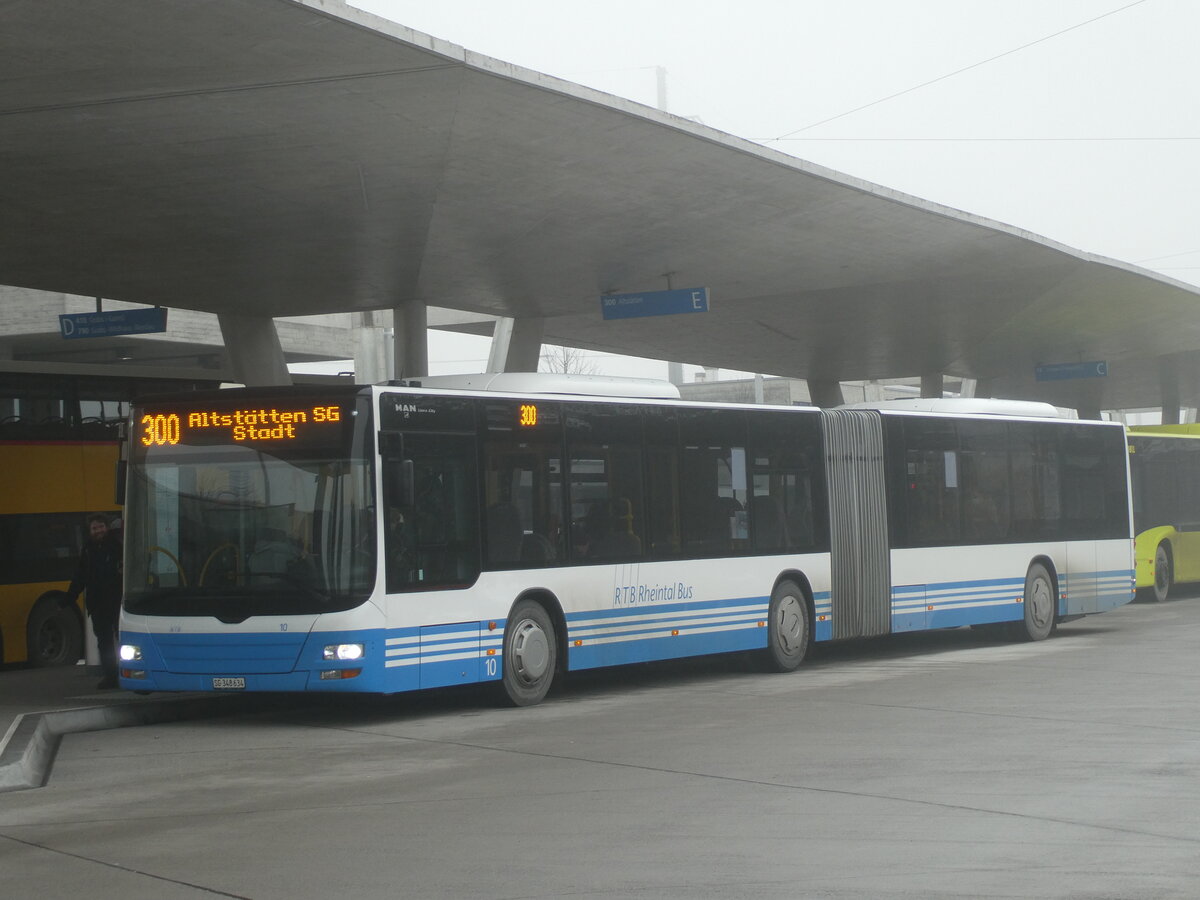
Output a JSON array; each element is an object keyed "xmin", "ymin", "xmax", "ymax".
[{"xmin": 4, "ymin": 0, "xmax": 1200, "ymax": 410}]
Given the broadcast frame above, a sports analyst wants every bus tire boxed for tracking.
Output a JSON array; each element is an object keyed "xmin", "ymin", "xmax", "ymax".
[
  {"xmin": 1013, "ymin": 562, "xmax": 1055, "ymax": 642},
  {"xmin": 26, "ymin": 596, "xmax": 83, "ymax": 667},
  {"xmin": 500, "ymin": 599, "xmax": 557, "ymax": 707},
  {"xmin": 1152, "ymin": 542, "xmax": 1173, "ymax": 602},
  {"xmin": 761, "ymin": 580, "xmax": 811, "ymax": 672}
]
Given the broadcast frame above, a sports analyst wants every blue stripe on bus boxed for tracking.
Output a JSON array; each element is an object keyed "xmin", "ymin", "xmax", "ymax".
[
  {"xmin": 891, "ymin": 576, "xmax": 1023, "ymax": 595},
  {"xmin": 123, "ymin": 568, "xmax": 1132, "ymax": 694},
  {"xmin": 889, "ymin": 569, "xmax": 1134, "ymax": 632},
  {"xmin": 566, "ymin": 595, "xmax": 765, "ymax": 622},
  {"xmin": 564, "ymin": 596, "xmax": 770, "ymax": 670}
]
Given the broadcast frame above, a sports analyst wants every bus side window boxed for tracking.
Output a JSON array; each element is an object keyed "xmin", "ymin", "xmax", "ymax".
[
  {"xmin": 642, "ymin": 407, "xmax": 681, "ymax": 559},
  {"xmin": 481, "ymin": 401, "xmax": 566, "ymax": 570},
  {"xmin": 565, "ymin": 403, "xmax": 645, "ymax": 563},
  {"xmin": 747, "ymin": 409, "xmax": 824, "ymax": 554},
  {"xmin": 678, "ymin": 408, "xmax": 748, "ymax": 558},
  {"xmin": 959, "ymin": 420, "xmax": 1009, "ymax": 544}
]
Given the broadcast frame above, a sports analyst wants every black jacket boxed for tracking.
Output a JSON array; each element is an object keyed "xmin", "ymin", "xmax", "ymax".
[{"xmin": 68, "ymin": 533, "xmax": 123, "ymax": 617}]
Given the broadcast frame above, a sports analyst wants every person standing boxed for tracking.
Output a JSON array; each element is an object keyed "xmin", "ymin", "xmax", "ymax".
[{"xmin": 67, "ymin": 513, "xmax": 123, "ymax": 689}]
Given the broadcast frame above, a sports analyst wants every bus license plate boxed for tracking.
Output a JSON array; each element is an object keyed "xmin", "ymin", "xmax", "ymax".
[{"xmin": 212, "ymin": 677, "xmax": 245, "ymax": 690}]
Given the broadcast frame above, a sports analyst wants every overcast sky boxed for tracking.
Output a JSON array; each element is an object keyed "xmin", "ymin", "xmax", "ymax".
[{"xmin": 338, "ymin": 0, "xmax": 1199, "ymax": 379}]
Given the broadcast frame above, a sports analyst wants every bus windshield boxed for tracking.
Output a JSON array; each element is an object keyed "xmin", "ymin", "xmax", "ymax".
[{"xmin": 124, "ymin": 392, "xmax": 374, "ymax": 619}]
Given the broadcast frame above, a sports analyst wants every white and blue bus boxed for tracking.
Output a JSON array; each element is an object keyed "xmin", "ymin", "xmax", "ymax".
[{"xmin": 118, "ymin": 380, "xmax": 1134, "ymax": 705}]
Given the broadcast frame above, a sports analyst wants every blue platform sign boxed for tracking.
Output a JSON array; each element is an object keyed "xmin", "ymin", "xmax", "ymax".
[
  {"xmin": 59, "ymin": 307, "xmax": 168, "ymax": 340},
  {"xmin": 601, "ymin": 287, "xmax": 709, "ymax": 321},
  {"xmin": 1035, "ymin": 360, "xmax": 1108, "ymax": 382}
]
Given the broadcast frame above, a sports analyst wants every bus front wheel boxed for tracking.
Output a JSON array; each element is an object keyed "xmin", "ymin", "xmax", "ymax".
[
  {"xmin": 500, "ymin": 599, "xmax": 557, "ymax": 707},
  {"xmin": 761, "ymin": 581, "xmax": 811, "ymax": 672},
  {"xmin": 1152, "ymin": 543, "xmax": 1173, "ymax": 602},
  {"xmin": 1012, "ymin": 563, "xmax": 1056, "ymax": 642},
  {"xmin": 26, "ymin": 597, "xmax": 83, "ymax": 667}
]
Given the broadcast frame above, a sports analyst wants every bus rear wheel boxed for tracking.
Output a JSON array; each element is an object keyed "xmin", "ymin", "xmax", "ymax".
[
  {"xmin": 1012, "ymin": 562, "xmax": 1055, "ymax": 642},
  {"xmin": 761, "ymin": 581, "xmax": 811, "ymax": 672},
  {"xmin": 1152, "ymin": 543, "xmax": 1173, "ymax": 602},
  {"xmin": 500, "ymin": 599, "xmax": 557, "ymax": 707},
  {"xmin": 26, "ymin": 597, "xmax": 83, "ymax": 667}
]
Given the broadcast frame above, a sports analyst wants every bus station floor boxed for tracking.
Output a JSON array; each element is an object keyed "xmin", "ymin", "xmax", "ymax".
[{"xmin": 0, "ymin": 663, "xmax": 274, "ymax": 792}]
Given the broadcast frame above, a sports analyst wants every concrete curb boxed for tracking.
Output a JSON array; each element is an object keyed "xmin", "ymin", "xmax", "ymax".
[{"xmin": 0, "ymin": 695, "xmax": 284, "ymax": 793}]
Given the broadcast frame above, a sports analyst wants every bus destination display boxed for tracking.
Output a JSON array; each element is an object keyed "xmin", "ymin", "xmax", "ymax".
[{"xmin": 140, "ymin": 404, "xmax": 344, "ymax": 446}]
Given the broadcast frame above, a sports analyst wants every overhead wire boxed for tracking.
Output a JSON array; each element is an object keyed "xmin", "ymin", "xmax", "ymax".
[
  {"xmin": 767, "ymin": 0, "xmax": 1152, "ymax": 142},
  {"xmin": 767, "ymin": 137, "xmax": 1199, "ymax": 142}
]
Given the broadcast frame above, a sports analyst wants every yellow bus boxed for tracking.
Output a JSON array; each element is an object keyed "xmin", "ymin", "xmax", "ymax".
[
  {"xmin": 1127, "ymin": 424, "xmax": 1200, "ymax": 602},
  {"xmin": 0, "ymin": 370, "xmax": 216, "ymax": 667},
  {"xmin": 0, "ymin": 438, "xmax": 120, "ymax": 665}
]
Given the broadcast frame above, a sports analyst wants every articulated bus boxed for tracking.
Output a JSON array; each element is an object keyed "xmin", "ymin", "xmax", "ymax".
[
  {"xmin": 117, "ymin": 381, "xmax": 1134, "ymax": 705},
  {"xmin": 1127, "ymin": 424, "xmax": 1200, "ymax": 601}
]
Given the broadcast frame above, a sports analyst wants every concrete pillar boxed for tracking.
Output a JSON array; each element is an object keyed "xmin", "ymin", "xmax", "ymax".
[
  {"xmin": 392, "ymin": 301, "xmax": 428, "ymax": 379},
  {"xmin": 486, "ymin": 316, "xmax": 544, "ymax": 373},
  {"xmin": 1076, "ymin": 405, "xmax": 1102, "ymax": 421},
  {"xmin": 958, "ymin": 378, "xmax": 977, "ymax": 399},
  {"xmin": 920, "ymin": 372, "xmax": 943, "ymax": 399},
  {"xmin": 218, "ymin": 314, "xmax": 290, "ymax": 387},
  {"xmin": 753, "ymin": 374, "xmax": 764, "ymax": 404},
  {"xmin": 807, "ymin": 378, "xmax": 844, "ymax": 408},
  {"xmin": 485, "ymin": 318, "xmax": 512, "ymax": 373},
  {"xmin": 667, "ymin": 361, "xmax": 684, "ymax": 386},
  {"xmin": 353, "ymin": 311, "xmax": 390, "ymax": 384}
]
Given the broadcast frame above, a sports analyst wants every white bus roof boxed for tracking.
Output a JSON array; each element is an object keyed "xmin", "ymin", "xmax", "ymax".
[
  {"xmin": 392, "ymin": 372, "xmax": 681, "ymax": 400},
  {"xmin": 840, "ymin": 397, "xmax": 1063, "ymax": 418}
]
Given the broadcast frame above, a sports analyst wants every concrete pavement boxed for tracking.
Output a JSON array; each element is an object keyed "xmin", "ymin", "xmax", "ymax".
[{"xmin": 0, "ymin": 664, "xmax": 283, "ymax": 792}]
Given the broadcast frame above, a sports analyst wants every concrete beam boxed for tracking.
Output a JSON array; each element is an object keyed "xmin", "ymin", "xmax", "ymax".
[{"xmin": 217, "ymin": 314, "xmax": 290, "ymax": 386}]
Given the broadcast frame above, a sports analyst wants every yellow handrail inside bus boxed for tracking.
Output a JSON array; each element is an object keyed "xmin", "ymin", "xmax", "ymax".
[
  {"xmin": 147, "ymin": 545, "xmax": 188, "ymax": 587},
  {"xmin": 199, "ymin": 541, "xmax": 241, "ymax": 587}
]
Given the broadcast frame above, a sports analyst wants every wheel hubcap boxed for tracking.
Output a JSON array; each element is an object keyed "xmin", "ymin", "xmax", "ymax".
[
  {"xmin": 511, "ymin": 619, "xmax": 549, "ymax": 684},
  {"xmin": 38, "ymin": 623, "xmax": 63, "ymax": 660},
  {"xmin": 776, "ymin": 596, "xmax": 804, "ymax": 655},
  {"xmin": 1029, "ymin": 578, "xmax": 1052, "ymax": 629}
]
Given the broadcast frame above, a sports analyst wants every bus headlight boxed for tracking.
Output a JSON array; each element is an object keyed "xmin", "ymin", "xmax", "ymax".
[
  {"xmin": 119, "ymin": 644, "xmax": 142, "ymax": 662},
  {"xmin": 323, "ymin": 643, "xmax": 364, "ymax": 661}
]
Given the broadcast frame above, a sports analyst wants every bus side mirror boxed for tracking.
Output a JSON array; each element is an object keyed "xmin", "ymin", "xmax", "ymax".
[
  {"xmin": 114, "ymin": 459, "xmax": 127, "ymax": 506},
  {"xmin": 379, "ymin": 432, "xmax": 415, "ymax": 508}
]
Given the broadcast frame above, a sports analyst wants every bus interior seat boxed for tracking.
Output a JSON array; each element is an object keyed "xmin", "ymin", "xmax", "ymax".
[
  {"xmin": 591, "ymin": 498, "xmax": 642, "ymax": 558},
  {"xmin": 520, "ymin": 532, "xmax": 556, "ymax": 562}
]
